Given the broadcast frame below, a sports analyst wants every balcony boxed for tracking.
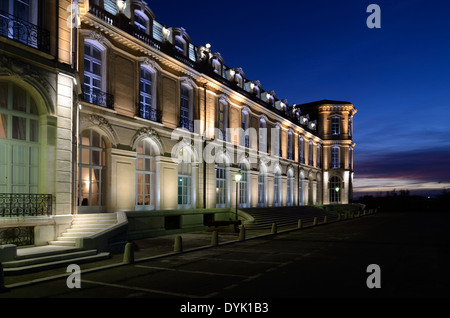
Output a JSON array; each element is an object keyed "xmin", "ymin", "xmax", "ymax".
[
  {"xmin": 81, "ymin": 86, "xmax": 115, "ymax": 109},
  {"xmin": 86, "ymin": 4, "xmax": 315, "ymax": 133},
  {"xmin": 180, "ymin": 117, "xmax": 194, "ymax": 132},
  {"xmin": 0, "ymin": 194, "xmax": 52, "ymax": 217},
  {"xmin": 0, "ymin": 10, "xmax": 50, "ymax": 54},
  {"xmin": 139, "ymin": 106, "xmax": 162, "ymax": 123}
]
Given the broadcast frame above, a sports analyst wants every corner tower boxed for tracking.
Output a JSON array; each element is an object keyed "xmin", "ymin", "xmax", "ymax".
[{"xmin": 298, "ymin": 100, "xmax": 357, "ymax": 204}]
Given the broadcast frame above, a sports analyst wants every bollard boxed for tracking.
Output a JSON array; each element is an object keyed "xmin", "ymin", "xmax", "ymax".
[
  {"xmin": 297, "ymin": 219, "xmax": 302, "ymax": 229},
  {"xmin": 0, "ymin": 263, "xmax": 6, "ymax": 292},
  {"xmin": 123, "ymin": 242, "xmax": 135, "ymax": 264},
  {"xmin": 211, "ymin": 231, "xmax": 219, "ymax": 246},
  {"xmin": 323, "ymin": 215, "xmax": 327, "ymax": 224},
  {"xmin": 271, "ymin": 222, "xmax": 277, "ymax": 234},
  {"xmin": 239, "ymin": 225, "xmax": 246, "ymax": 241},
  {"xmin": 313, "ymin": 217, "xmax": 318, "ymax": 226},
  {"xmin": 174, "ymin": 235, "xmax": 183, "ymax": 253}
]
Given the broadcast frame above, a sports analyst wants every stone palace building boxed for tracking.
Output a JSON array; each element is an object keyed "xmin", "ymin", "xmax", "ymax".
[{"xmin": 0, "ymin": 0, "xmax": 357, "ymax": 250}]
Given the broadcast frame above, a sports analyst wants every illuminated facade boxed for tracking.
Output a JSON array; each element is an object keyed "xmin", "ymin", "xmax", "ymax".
[
  {"xmin": 0, "ymin": 0, "xmax": 357, "ymax": 247},
  {"xmin": 74, "ymin": 0, "xmax": 357, "ymax": 215},
  {"xmin": 0, "ymin": 0, "xmax": 77, "ymax": 245}
]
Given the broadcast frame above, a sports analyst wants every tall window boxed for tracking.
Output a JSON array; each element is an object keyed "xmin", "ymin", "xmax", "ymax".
[
  {"xmin": 259, "ymin": 118, "xmax": 267, "ymax": 153},
  {"xmin": 331, "ymin": 116, "xmax": 340, "ymax": 135},
  {"xmin": 258, "ymin": 169, "xmax": 266, "ymax": 207},
  {"xmin": 79, "ymin": 129, "xmax": 107, "ymax": 211},
  {"xmin": 180, "ymin": 84, "xmax": 193, "ymax": 131},
  {"xmin": 241, "ymin": 110, "xmax": 249, "ymax": 147},
  {"xmin": 329, "ymin": 176, "xmax": 342, "ymax": 203},
  {"xmin": 218, "ymin": 100, "xmax": 228, "ymax": 141},
  {"xmin": 298, "ymin": 172, "xmax": 305, "ymax": 206},
  {"xmin": 177, "ymin": 148, "xmax": 192, "ymax": 208},
  {"xmin": 0, "ymin": 81, "xmax": 40, "ymax": 194},
  {"xmin": 239, "ymin": 163, "xmax": 248, "ymax": 208},
  {"xmin": 136, "ymin": 140, "xmax": 156, "ymax": 209},
  {"xmin": 139, "ymin": 67, "xmax": 157, "ymax": 121},
  {"xmin": 84, "ymin": 42, "xmax": 105, "ymax": 106},
  {"xmin": 317, "ymin": 144, "xmax": 321, "ymax": 168},
  {"xmin": 274, "ymin": 123, "xmax": 281, "ymax": 157},
  {"xmin": 0, "ymin": 0, "xmax": 38, "ymax": 48},
  {"xmin": 309, "ymin": 141, "xmax": 313, "ymax": 166},
  {"xmin": 299, "ymin": 137, "xmax": 304, "ymax": 164},
  {"xmin": 273, "ymin": 169, "xmax": 281, "ymax": 207},
  {"xmin": 216, "ymin": 164, "xmax": 226, "ymax": 208},
  {"xmin": 287, "ymin": 170, "xmax": 294, "ymax": 207},
  {"xmin": 288, "ymin": 130, "xmax": 293, "ymax": 160},
  {"xmin": 331, "ymin": 146, "xmax": 340, "ymax": 169}
]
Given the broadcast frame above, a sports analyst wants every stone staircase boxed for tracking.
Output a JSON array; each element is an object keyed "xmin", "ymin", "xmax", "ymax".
[
  {"xmin": 49, "ymin": 213, "xmax": 118, "ymax": 247},
  {"xmin": 240, "ymin": 206, "xmax": 339, "ymax": 229}
]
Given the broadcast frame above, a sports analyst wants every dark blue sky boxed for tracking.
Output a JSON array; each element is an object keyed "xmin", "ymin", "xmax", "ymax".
[{"xmin": 145, "ymin": 0, "xmax": 450, "ymax": 196}]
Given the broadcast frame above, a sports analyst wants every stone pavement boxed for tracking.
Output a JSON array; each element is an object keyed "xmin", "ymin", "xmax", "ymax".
[{"xmin": 2, "ymin": 223, "xmax": 304, "ymax": 290}]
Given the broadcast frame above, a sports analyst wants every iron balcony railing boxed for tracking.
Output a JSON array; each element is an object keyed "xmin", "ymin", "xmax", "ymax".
[
  {"xmin": 180, "ymin": 117, "xmax": 194, "ymax": 132},
  {"xmin": 139, "ymin": 106, "xmax": 162, "ymax": 123},
  {"xmin": 0, "ymin": 194, "xmax": 53, "ymax": 217},
  {"xmin": 0, "ymin": 10, "xmax": 50, "ymax": 54},
  {"xmin": 81, "ymin": 85, "xmax": 115, "ymax": 109},
  {"xmin": 87, "ymin": 4, "xmax": 317, "ymax": 134}
]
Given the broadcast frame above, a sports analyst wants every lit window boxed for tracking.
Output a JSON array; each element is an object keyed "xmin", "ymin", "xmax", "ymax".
[
  {"xmin": 331, "ymin": 146, "xmax": 340, "ymax": 168},
  {"xmin": 241, "ymin": 110, "xmax": 249, "ymax": 147},
  {"xmin": 178, "ymin": 148, "xmax": 192, "ymax": 208},
  {"xmin": 180, "ymin": 84, "xmax": 193, "ymax": 132},
  {"xmin": 239, "ymin": 163, "xmax": 248, "ymax": 208},
  {"xmin": 136, "ymin": 140, "xmax": 156, "ymax": 209},
  {"xmin": 329, "ymin": 176, "xmax": 342, "ymax": 203},
  {"xmin": 216, "ymin": 163, "xmax": 226, "ymax": 208},
  {"xmin": 139, "ymin": 67, "xmax": 157, "ymax": 121},
  {"xmin": 331, "ymin": 117, "xmax": 340, "ymax": 135}
]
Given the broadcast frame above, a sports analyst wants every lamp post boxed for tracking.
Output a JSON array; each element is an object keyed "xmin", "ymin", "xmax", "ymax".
[{"xmin": 234, "ymin": 170, "xmax": 242, "ymax": 221}]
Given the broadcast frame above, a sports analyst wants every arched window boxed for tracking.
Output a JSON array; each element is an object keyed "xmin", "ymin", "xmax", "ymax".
[
  {"xmin": 78, "ymin": 129, "xmax": 107, "ymax": 211},
  {"xmin": 241, "ymin": 109, "xmax": 249, "ymax": 147},
  {"xmin": 175, "ymin": 35, "xmax": 187, "ymax": 55},
  {"xmin": 218, "ymin": 98, "xmax": 228, "ymax": 141},
  {"xmin": 134, "ymin": 10, "xmax": 149, "ymax": 33},
  {"xmin": 136, "ymin": 140, "xmax": 156, "ymax": 209},
  {"xmin": 0, "ymin": 81, "xmax": 40, "ymax": 194},
  {"xmin": 259, "ymin": 117, "xmax": 267, "ymax": 153},
  {"xmin": 274, "ymin": 123, "xmax": 281, "ymax": 157},
  {"xmin": 299, "ymin": 137, "xmax": 305, "ymax": 164},
  {"xmin": 177, "ymin": 147, "xmax": 192, "ymax": 208},
  {"xmin": 329, "ymin": 176, "xmax": 342, "ymax": 203},
  {"xmin": 288, "ymin": 129, "xmax": 293, "ymax": 160}
]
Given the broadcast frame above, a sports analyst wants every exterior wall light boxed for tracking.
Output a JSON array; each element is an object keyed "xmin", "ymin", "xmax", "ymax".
[
  {"xmin": 235, "ymin": 170, "xmax": 242, "ymax": 220},
  {"xmin": 229, "ymin": 69, "xmax": 235, "ymax": 77},
  {"xmin": 116, "ymin": 0, "xmax": 127, "ymax": 13}
]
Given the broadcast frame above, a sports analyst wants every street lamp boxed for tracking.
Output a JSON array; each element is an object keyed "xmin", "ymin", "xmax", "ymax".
[{"xmin": 234, "ymin": 170, "xmax": 242, "ymax": 220}]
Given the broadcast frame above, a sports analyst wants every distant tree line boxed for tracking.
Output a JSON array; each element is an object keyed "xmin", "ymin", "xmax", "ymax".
[{"xmin": 354, "ymin": 189, "xmax": 450, "ymax": 213}]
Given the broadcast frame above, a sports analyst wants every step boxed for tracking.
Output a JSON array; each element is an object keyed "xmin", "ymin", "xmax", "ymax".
[
  {"xmin": 49, "ymin": 240, "xmax": 76, "ymax": 246},
  {"xmin": 62, "ymin": 231, "xmax": 96, "ymax": 237},
  {"xmin": 4, "ymin": 252, "xmax": 111, "ymax": 275},
  {"xmin": 3, "ymin": 249, "xmax": 97, "ymax": 268}
]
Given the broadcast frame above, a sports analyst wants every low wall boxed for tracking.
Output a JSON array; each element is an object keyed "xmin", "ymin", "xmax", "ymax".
[{"xmin": 125, "ymin": 208, "xmax": 245, "ymax": 240}]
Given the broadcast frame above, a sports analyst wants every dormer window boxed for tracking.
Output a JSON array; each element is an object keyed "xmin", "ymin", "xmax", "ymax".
[
  {"xmin": 212, "ymin": 58, "xmax": 222, "ymax": 74},
  {"xmin": 134, "ymin": 10, "xmax": 148, "ymax": 33},
  {"xmin": 175, "ymin": 36, "xmax": 186, "ymax": 54}
]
